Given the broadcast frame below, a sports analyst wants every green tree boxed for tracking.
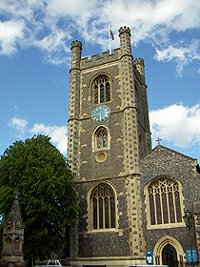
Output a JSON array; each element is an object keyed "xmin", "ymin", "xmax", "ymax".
[{"xmin": 0, "ymin": 135, "xmax": 77, "ymax": 265}]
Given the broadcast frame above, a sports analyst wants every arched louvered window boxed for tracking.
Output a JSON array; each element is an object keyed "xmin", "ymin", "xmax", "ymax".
[
  {"xmin": 91, "ymin": 184, "xmax": 115, "ymax": 229},
  {"xmin": 93, "ymin": 76, "xmax": 111, "ymax": 104},
  {"xmin": 95, "ymin": 127, "xmax": 108, "ymax": 150},
  {"xmin": 148, "ymin": 177, "xmax": 182, "ymax": 225}
]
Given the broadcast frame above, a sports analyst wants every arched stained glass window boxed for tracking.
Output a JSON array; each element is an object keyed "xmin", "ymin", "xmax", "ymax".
[
  {"xmin": 93, "ymin": 76, "xmax": 111, "ymax": 104},
  {"xmin": 91, "ymin": 184, "xmax": 115, "ymax": 230},
  {"xmin": 148, "ymin": 178, "xmax": 182, "ymax": 225},
  {"xmin": 95, "ymin": 127, "xmax": 108, "ymax": 149}
]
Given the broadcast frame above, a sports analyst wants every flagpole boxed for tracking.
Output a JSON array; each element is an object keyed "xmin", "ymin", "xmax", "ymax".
[{"xmin": 108, "ymin": 22, "xmax": 112, "ymax": 54}]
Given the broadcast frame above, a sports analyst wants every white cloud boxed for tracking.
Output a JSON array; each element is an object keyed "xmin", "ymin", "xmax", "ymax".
[
  {"xmin": 150, "ymin": 104, "xmax": 200, "ymax": 148},
  {"xmin": 35, "ymin": 30, "xmax": 65, "ymax": 52},
  {"xmin": 8, "ymin": 116, "xmax": 67, "ymax": 155},
  {"xmin": 0, "ymin": 20, "xmax": 25, "ymax": 55},
  {"xmin": 46, "ymin": 0, "xmax": 98, "ymax": 17},
  {"xmin": 102, "ymin": 0, "xmax": 200, "ymax": 36},
  {"xmin": 155, "ymin": 39, "xmax": 200, "ymax": 76},
  {"xmin": 29, "ymin": 123, "xmax": 68, "ymax": 155},
  {"xmin": 34, "ymin": 29, "xmax": 71, "ymax": 64},
  {"xmin": 0, "ymin": 0, "xmax": 199, "ymax": 72},
  {"xmin": 8, "ymin": 117, "xmax": 28, "ymax": 136},
  {"xmin": 170, "ymin": 0, "xmax": 200, "ymax": 31}
]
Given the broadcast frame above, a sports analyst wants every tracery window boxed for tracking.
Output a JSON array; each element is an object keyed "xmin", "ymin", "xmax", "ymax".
[
  {"xmin": 93, "ymin": 75, "xmax": 111, "ymax": 104},
  {"xmin": 148, "ymin": 177, "xmax": 182, "ymax": 225},
  {"xmin": 95, "ymin": 127, "xmax": 108, "ymax": 149},
  {"xmin": 91, "ymin": 184, "xmax": 115, "ymax": 230}
]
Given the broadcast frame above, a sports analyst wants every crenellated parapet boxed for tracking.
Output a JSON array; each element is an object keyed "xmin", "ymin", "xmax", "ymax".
[
  {"xmin": 133, "ymin": 57, "xmax": 145, "ymax": 77},
  {"xmin": 119, "ymin": 26, "xmax": 131, "ymax": 36},
  {"xmin": 71, "ymin": 40, "xmax": 82, "ymax": 50},
  {"xmin": 80, "ymin": 48, "xmax": 121, "ymax": 68},
  {"xmin": 134, "ymin": 57, "xmax": 144, "ymax": 66}
]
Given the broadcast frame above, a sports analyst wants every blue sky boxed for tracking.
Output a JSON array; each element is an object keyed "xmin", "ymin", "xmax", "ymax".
[{"xmin": 0, "ymin": 0, "xmax": 200, "ymax": 161}]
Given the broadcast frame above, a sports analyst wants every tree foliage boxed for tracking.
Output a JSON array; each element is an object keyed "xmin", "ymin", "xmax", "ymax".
[{"xmin": 0, "ymin": 135, "xmax": 77, "ymax": 264}]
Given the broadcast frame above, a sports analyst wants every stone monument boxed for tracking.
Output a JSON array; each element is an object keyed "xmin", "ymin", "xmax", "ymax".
[{"xmin": 0, "ymin": 191, "xmax": 24, "ymax": 267}]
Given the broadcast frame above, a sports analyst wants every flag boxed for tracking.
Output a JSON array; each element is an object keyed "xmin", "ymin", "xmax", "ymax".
[{"xmin": 110, "ymin": 29, "xmax": 114, "ymax": 40}]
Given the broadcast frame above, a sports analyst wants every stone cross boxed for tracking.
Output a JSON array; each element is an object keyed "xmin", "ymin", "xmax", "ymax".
[{"xmin": 156, "ymin": 137, "xmax": 162, "ymax": 145}]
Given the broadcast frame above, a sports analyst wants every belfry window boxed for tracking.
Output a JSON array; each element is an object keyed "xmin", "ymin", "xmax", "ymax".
[
  {"xmin": 148, "ymin": 177, "xmax": 182, "ymax": 225},
  {"xmin": 95, "ymin": 127, "xmax": 108, "ymax": 149},
  {"xmin": 93, "ymin": 75, "xmax": 111, "ymax": 104},
  {"xmin": 91, "ymin": 184, "xmax": 115, "ymax": 230}
]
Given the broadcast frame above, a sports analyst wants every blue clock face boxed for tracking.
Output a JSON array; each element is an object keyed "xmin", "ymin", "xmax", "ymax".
[{"xmin": 91, "ymin": 105, "xmax": 110, "ymax": 123}]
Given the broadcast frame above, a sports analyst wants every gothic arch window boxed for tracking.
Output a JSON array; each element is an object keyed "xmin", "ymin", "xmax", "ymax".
[
  {"xmin": 93, "ymin": 75, "xmax": 111, "ymax": 104},
  {"xmin": 14, "ymin": 237, "xmax": 20, "ymax": 250},
  {"xmin": 5, "ymin": 236, "xmax": 12, "ymax": 252},
  {"xmin": 91, "ymin": 184, "xmax": 116, "ymax": 230},
  {"xmin": 148, "ymin": 177, "xmax": 182, "ymax": 226},
  {"xmin": 95, "ymin": 127, "xmax": 108, "ymax": 150}
]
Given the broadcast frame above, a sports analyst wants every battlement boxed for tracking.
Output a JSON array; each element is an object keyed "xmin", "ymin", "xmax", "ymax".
[
  {"xmin": 119, "ymin": 26, "xmax": 131, "ymax": 36},
  {"xmin": 71, "ymin": 40, "xmax": 82, "ymax": 50},
  {"xmin": 133, "ymin": 57, "xmax": 145, "ymax": 77},
  {"xmin": 133, "ymin": 57, "xmax": 144, "ymax": 66},
  {"xmin": 80, "ymin": 48, "xmax": 121, "ymax": 68}
]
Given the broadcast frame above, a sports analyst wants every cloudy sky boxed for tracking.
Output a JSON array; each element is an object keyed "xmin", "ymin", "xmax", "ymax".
[{"xmin": 0, "ymin": 0, "xmax": 200, "ymax": 160}]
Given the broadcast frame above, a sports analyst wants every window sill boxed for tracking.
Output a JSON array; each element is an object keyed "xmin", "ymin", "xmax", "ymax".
[
  {"xmin": 147, "ymin": 222, "xmax": 186, "ymax": 230},
  {"xmin": 87, "ymin": 228, "xmax": 117, "ymax": 233}
]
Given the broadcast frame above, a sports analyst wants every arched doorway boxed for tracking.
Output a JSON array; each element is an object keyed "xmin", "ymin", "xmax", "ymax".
[
  {"xmin": 162, "ymin": 244, "xmax": 178, "ymax": 267},
  {"xmin": 153, "ymin": 235, "xmax": 185, "ymax": 267}
]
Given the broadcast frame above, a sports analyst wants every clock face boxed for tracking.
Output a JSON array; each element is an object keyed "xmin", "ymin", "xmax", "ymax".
[{"xmin": 91, "ymin": 105, "xmax": 110, "ymax": 123}]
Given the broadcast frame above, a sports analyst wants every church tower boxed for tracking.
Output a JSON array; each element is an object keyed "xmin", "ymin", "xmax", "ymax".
[{"xmin": 67, "ymin": 26, "xmax": 151, "ymax": 267}]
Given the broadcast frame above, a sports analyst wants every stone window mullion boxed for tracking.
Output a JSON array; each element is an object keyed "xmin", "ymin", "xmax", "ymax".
[
  {"xmin": 97, "ymin": 194, "xmax": 100, "ymax": 229},
  {"xmin": 172, "ymin": 185, "xmax": 177, "ymax": 223},
  {"xmin": 160, "ymin": 186, "xmax": 165, "ymax": 224},
  {"xmin": 108, "ymin": 195, "xmax": 111, "ymax": 228},
  {"xmin": 153, "ymin": 189, "xmax": 158, "ymax": 224}
]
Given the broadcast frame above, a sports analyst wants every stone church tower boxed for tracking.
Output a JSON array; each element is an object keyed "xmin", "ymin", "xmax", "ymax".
[
  {"xmin": 67, "ymin": 26, "xmax": 151, "ymax": 267},
  {"xmin": 67, "ymin": 25, "xmax": 200, "ymax": 267}
]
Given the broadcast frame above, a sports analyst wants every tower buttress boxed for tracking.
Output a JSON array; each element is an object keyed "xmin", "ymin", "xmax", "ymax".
[
  {"xmin": 134, "ymin": 57, "xmax": 145, "ymax": 77},
  {"xmin": 67, "ymin": 41, "xmax": 82, "ymax": 175},
  {"xmin": 119, "ymin": 26, "xmax": 132, "ymax": 57},
  {"xmin": 119, "ymin": 26, "xmax": 139, "ymax": 173},
  {"xmin": 134, "ymin": 58, "xmax": 152, "ymax": 153},
  {"xmin": 119, "ymin": 26, "xmax": 146, "ymax": 258}
]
